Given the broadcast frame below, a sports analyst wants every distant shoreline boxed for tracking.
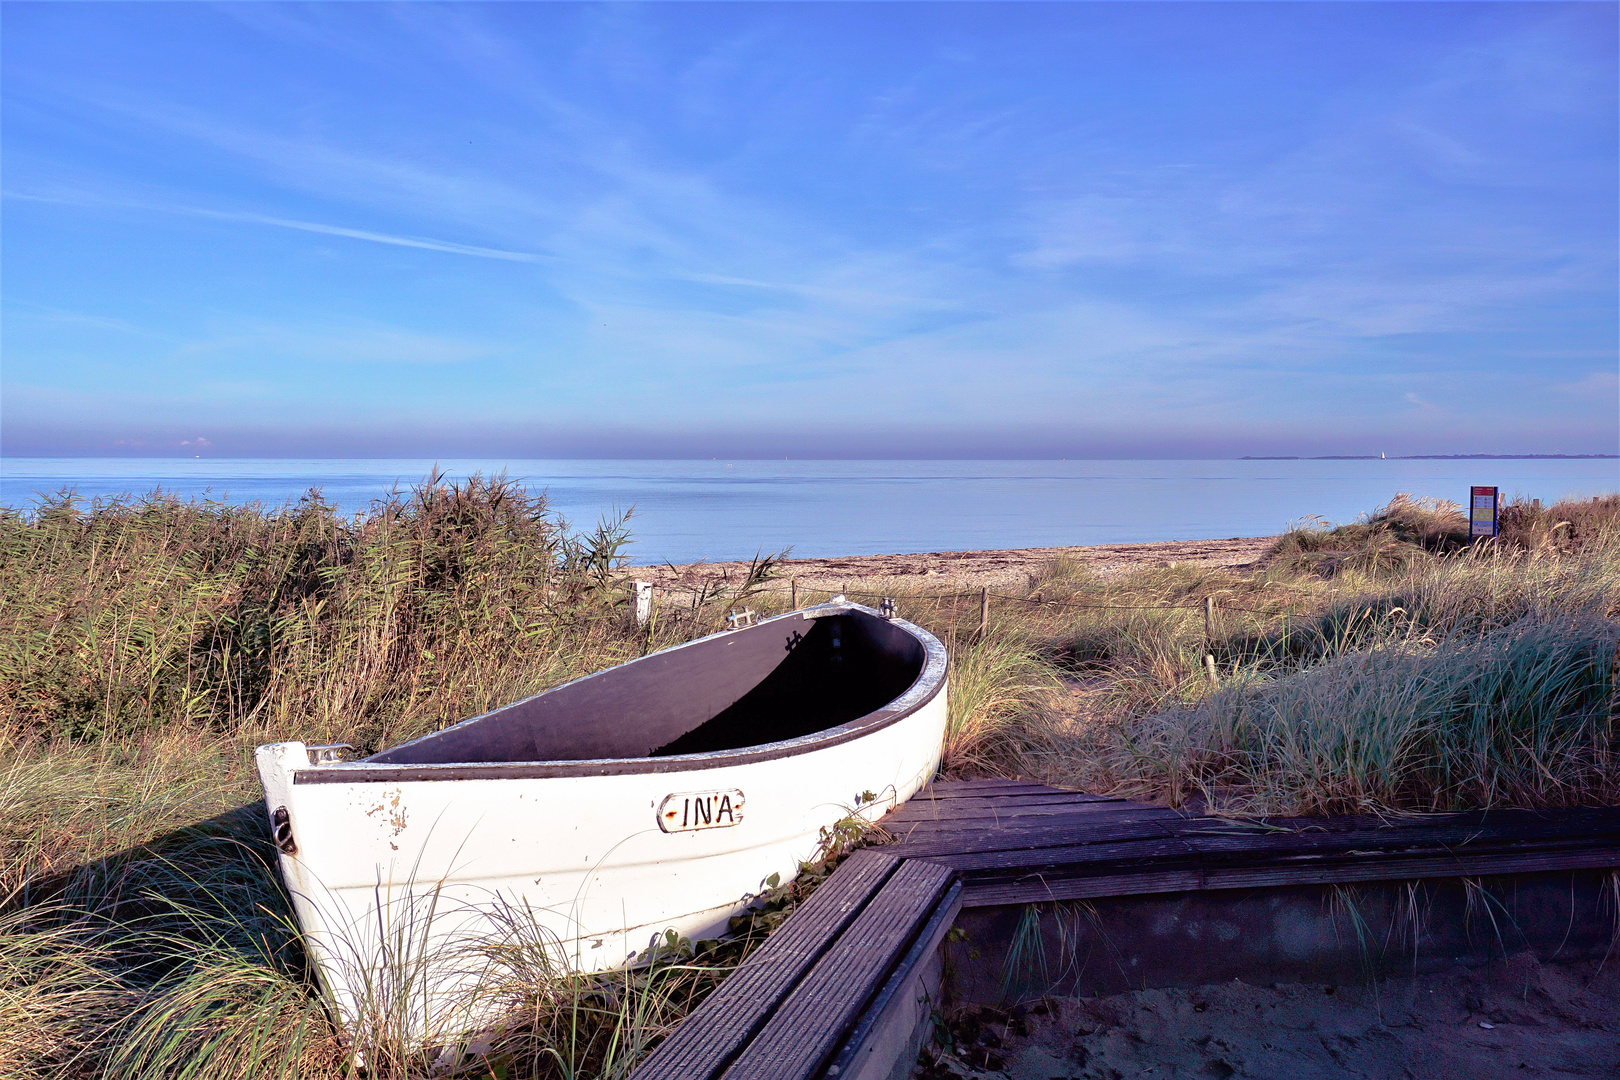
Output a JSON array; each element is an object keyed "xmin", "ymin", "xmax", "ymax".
[
  {"xmin": 1242, "ymin": 454, "xmax": 1618, "ymax": 460},
  {"xmin": 2, "ymin": 454, "xmax": 1616, "ymax": 462},
  {"xmin": 635, "ymin": 535, "xmax": 1278, "ymax": 591}
]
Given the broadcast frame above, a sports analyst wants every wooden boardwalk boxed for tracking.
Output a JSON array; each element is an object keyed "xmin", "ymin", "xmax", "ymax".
[
  {"xmin": 883, "ymin": 779, "xmax": 1620, "ymax": 906},
  {"xmin": 630, "ymin": 780, "xmax": 1620, "ymax": 1080}
]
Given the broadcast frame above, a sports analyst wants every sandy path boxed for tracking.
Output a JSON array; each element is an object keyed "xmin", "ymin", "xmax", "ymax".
[
  {"xmin": 631, "ymin": 535, "xmax": 1276, "ymax": 595},
  {"xmin": 919, "ymin": 953, "xmax": 1620, "ymax": 1080}
]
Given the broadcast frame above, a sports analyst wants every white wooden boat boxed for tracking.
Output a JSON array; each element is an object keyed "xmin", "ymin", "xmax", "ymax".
[{"xmin": 255, "ymin": 600, "xmax": 947, "ymax": 1040}]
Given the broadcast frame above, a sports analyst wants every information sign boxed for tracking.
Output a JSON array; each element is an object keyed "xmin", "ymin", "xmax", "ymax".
[{"xmin": 1470, "ymin": 486, "xmax": 1499, "ymax": 539}]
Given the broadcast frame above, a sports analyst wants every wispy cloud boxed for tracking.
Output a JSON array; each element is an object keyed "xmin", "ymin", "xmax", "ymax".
[
  {"xmin": 5, "ymin": 189, "xmax": 547, "ymax": 263},
  {"xmin": 183, "ymin": 207, "xmax": 547, "ymax": 262},
  {"xmin": 173, "ymin": 320, "xmax": 505, "ymax": 366},
  {"xmin": 1, "ymin": 2, "xmax": 1612, "ymax": 454},
  {"xmin": 2, "ymin": 298, "xmax": 174, "ymax": 339},
  {"xmin": 1553, "ymin": 371, "xmax": 1620, "ymax": 396}
]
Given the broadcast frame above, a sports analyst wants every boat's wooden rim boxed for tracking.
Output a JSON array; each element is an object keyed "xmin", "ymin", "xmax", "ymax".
[{"xmin": 292, "ymin": 602, "xmax": 948, "ymax": 785}]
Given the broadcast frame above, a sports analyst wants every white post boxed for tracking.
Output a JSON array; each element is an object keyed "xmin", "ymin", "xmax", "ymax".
[{"xmin": 633, "ymin": 581, "xmax": 653, "ymax": 626}]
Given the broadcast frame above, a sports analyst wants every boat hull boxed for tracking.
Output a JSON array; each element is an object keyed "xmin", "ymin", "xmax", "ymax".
[{"xmin": 255, "ymin": 603, "xmax": 947, "ymax": 1041}]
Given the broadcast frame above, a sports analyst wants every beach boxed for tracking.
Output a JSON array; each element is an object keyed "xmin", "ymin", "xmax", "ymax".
[
  {"xmin": 919, "ymin": 953, "xmax": 1620, "ymax": 1080},
  {"xmin": 632, "ymin": 534, "xmax": 1278, "ymax": 594}
]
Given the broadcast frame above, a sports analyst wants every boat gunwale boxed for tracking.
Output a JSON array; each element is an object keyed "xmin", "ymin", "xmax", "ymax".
[{"xmin": 292, "ymin": 602, "xmax": 947, "ymax": 785}]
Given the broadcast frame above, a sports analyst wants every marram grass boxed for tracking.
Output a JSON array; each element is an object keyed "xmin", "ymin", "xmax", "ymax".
[
  {"xmin": 1108, "ymin": 613, "xmax": 1620, "ymax": 815},
  {"xmin": 2, "ymin": 485, "xmax": 1617, "ymax": 1076}
]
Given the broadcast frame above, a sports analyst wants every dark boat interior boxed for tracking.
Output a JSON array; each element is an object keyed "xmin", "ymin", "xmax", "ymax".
[{"xmin": 365, "ymin": 609, "xmax": 928, "ymax": 765}]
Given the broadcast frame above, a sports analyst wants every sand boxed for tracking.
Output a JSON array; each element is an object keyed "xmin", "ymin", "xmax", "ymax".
[
  {"xmin": 915, "ymin": 953, "xmax": 1620, "ymax": 1080},
  {"xmin": 632, "ymin": 535, "xmax": 1277, "ymax": 595}
]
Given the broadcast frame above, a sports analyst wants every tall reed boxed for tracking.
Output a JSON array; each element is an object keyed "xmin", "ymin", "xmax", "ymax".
[{"xmin": 0, "ymin": 476, "xmax": 640, "ymax": 750}]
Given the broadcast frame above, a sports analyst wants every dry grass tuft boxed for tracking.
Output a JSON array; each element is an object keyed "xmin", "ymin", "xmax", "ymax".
[
  {"xmin": 1268, "ymin": 492, "xmax": 1620, "ymax": 580},
  {"xmin": 0, "ymin": 474, "xmax": 656, "ymax": 749},
  {"xmin": 943, "ymin": 634, "xmax": 1060, "ymax": 775},
  {"xmin": 1107, "ymin": 613, "xmax": 1620, "ymax": 815},
  {"xmin": 1499, "ymin": 492, "xmax": 1620, "ymax": 555}
]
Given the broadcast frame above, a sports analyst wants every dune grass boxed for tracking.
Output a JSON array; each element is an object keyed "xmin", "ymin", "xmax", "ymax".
[
  {"xmin": 2, "ymin": 482, "xmax": 1617, "ymax": 1076},
  {"xmin": 779, "ymin": 492, "xmax": 1620, "ymax": 816},
  {"xmin": 0, "ymin": 475, "xmax": 656, "ymax": 748},
  {"xmin": 1103, "ymin": 611, "xmax": 1620, "ymax": 814},
  {"xmin": 965, "ymin": 494, "xmax": 1620, "ymax": 815}
]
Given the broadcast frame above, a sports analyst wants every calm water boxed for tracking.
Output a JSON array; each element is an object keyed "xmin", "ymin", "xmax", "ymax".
[{"xmin": 2, "ymin": 458, "xmax": 1615, "ymax": 566}]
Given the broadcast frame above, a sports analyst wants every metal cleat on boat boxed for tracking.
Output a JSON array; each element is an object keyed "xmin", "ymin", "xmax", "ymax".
[{"xmin": 304, "ymin": 743, "xmax": 354, "ymax": 765}]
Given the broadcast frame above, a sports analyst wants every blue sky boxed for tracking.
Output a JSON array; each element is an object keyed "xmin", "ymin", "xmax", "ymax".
[{"xmin": 2, "ymin": 2, "xmax": 1616, "ymax": 458}]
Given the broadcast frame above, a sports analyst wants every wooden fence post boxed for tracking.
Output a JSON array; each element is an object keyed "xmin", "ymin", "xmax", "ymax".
[
  {"xmin": 1203, "ymin": 595, "xmax": 1218, "ymax": 687},
  {"xmin": 979, "ymin": 586, "xmax": 990, "ymax": 639},
  {"xmin": 790, "ymin": 577, "xmax": 798, "ymax": 609}
]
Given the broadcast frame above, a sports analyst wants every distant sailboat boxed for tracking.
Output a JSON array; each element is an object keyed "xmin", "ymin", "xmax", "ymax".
[{"xmin": 1380, "ymin": 451, "xmax": 1386, "ymax": 460}]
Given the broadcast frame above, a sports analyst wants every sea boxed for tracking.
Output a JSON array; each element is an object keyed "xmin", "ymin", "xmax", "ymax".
[{"xmin": 2, "ymin": 458, "xmax": 1615, "ymax": 567}]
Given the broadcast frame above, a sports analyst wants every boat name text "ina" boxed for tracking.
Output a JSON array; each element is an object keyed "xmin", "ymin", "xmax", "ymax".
[{"xmin": 658, "ymin": 789, "xmax": 746, "ymax": 833}]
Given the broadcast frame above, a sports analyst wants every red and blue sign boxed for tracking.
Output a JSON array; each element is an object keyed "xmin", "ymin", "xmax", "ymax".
[{"xmin": 1470, "ymin": 486, "xmax": 1499, "ymax": 539}]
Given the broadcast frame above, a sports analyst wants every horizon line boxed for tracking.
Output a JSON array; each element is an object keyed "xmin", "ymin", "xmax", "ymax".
[{"xmin": 3, "ymin": 453, "xmax": 1616, "ymax": 463}]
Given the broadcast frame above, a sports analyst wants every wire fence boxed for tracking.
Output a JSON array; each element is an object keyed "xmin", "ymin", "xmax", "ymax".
[{"xmin": 635, "ymin": 576, "xmax": 1303, "ymax": 619}]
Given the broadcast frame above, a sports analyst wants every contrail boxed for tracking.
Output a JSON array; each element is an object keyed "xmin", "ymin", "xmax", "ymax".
[
  {"xmin": 187, "ymin": 207, "xmax": 547, "ymax": 263},
  {"xmin": 4, "ymin": 190, "xmax": 548, "ymax": 263}
]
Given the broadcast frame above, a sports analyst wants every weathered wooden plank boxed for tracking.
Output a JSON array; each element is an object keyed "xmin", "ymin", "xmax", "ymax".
[
  {"xmin": 886, "ymin": 799, "xmax": 1146, "ymax": 825},
  {"xmin": 915, "ymin": 835, "xmax": 1600, "ymax": 879},
  {"xmin": 904, "ymin": 790, "xmax": 1620, "ymax": 838},
  {"xmin": 885, "ymin": 798, "xmax": 1170, "ymax": 826},
  {"xmin": 883, "ymin": 828, "xmax": 1175, "ymax": 861},
  {"xmin": 721, "ymin": 859, "xmax": 958, "ymax": 1080},
  {"xmin": 885, "ymin": 797, "xmax": 1620, "ymax": 837},
  {"xmin": 959, "ymin": 847, "xmax": 1620, "ymax": 907},
  {"xmin": 962, "ymin": 835, "xmax": 1620, "ymax": 881},
  {"xmin": 882, "ymin": 805, "xmax": 1188, "ymax": 838},
  {"xmin": 887, "ymin": 809, "xmax": 1179, "ymax": 835},
  {"xmin": 887, "ymin": 809, "xmax": 1620, "ymax": 866},
  {"xmin": 825, "ymin": 881, "xmax": 964, "ymax": 1080},
  {"xmin": 952, "ymin": 839, "xmax": 1620, "ymax": 894},
  {"xmin": 912, "ymin": 780, "xmax": 1076, "ymax": 799},
  {"xmin": 885, "ymin": 820, "xmax": 1189, "ymax": 861},
  {"xmin": 887, "ymin": 793, "xmax": 1114, "ymax": 819},
  {"xmin": 923, "ymin": 778, "xmax": 1066, "ymax": 791},
  {"xmin": 630, "ymin": 849, "xmax": 900, "ymax": 1080},
  {"xmin": 910, "ymin": 788, "xmax": 1050, "ymax": 803},
  {"xmin": 1221, "ymin": 806, "xmax": 1620, "ymax": 838}
]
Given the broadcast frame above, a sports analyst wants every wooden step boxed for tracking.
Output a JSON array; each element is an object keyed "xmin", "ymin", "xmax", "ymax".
[
  {"xmin": 630, "ymin": 852, "xmax": 958, "ymax": 1080},
  {"xmin": 631, "ymin": 849, "xmax": 900, "ymax": 1080},
  {"xmin": 722, "ymin": 859, "xmax": 956, "ymax": 1080},
  {"xmin": 633, "ymin": 780, "xmax": 1620, "ymax": 1079}
]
